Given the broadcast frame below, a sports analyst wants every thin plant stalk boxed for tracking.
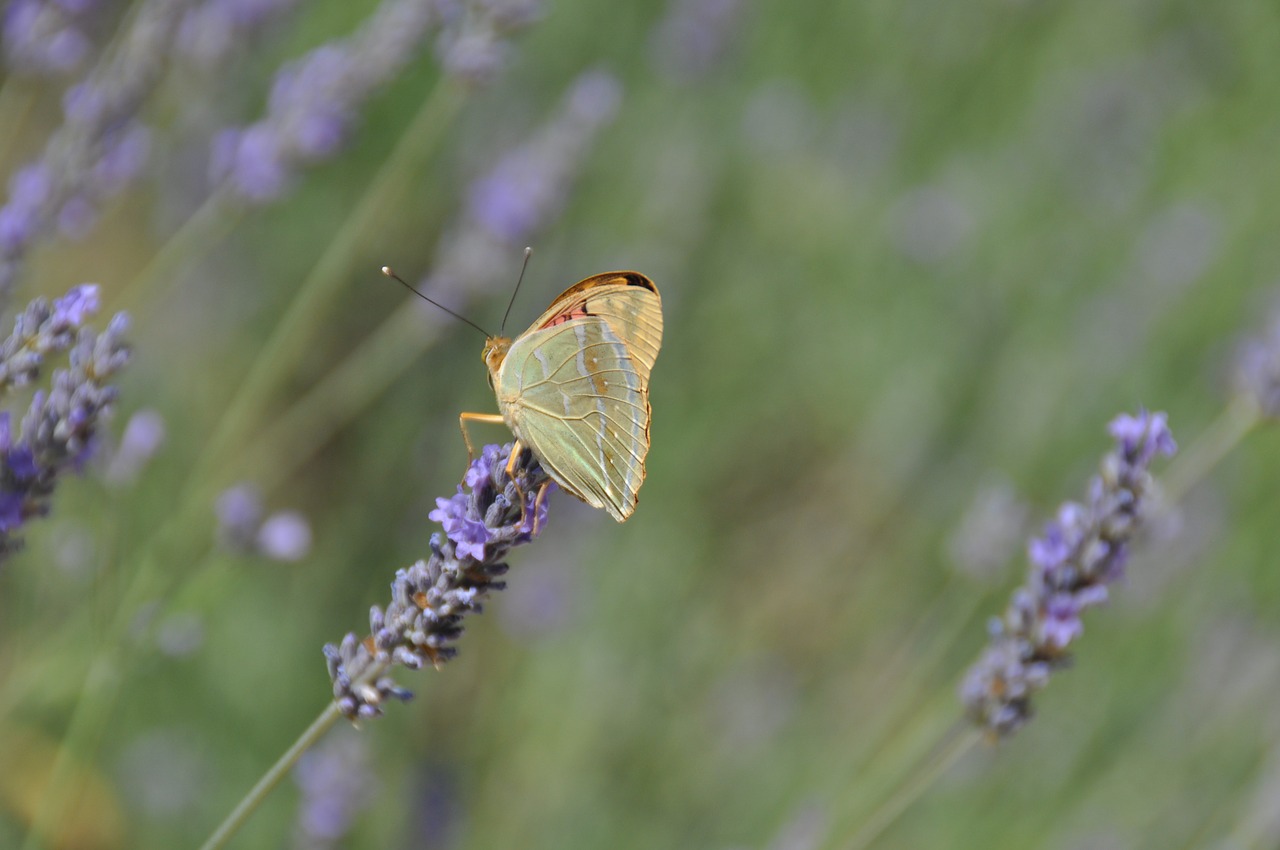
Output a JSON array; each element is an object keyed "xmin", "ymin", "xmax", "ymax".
[
  {"xmin": 1161, "ymin": 394, "xmax": 1260, "ymax": 504},
  {"xmin": 838, "ymin": 725, "xmax": 982, "ymax": 850},
  {"xmin": 186, "ymin": 76, "xmax": 465, "ymax": 489},
  {"xmin": 108, "ymin": 182, "xmax": 242, "ymax": 319},
  {"xmin": 0, "ymin": 83, "xmax": 35, "ymax": 168},
  {"xmin": 236, "ymin": 298, "xmax": 446, "ymax": 494},
  {"xmin": 196, "ymin": 702, "xmax": 350, "ymax": 850}
]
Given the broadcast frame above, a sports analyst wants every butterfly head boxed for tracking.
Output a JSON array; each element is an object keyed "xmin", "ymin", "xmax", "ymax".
[{"xmin": 482, "ymin": 335, "xmax": 513, "ymax": 381}]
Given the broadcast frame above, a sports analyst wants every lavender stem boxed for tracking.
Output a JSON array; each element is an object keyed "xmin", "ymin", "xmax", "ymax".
[
  {"xmin": 197, "ymin": 703, "xmax": 347, "ymax": 850},
  {"xmin": 184, "ymin": 78, "xmax": 466, "ymax": 491}
]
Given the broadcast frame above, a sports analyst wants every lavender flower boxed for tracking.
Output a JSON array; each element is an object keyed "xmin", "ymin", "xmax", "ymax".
[
  {"xmin": 960, "ymin": 410, "xmax": 1177, "ymax": 738},
  {"xmin": 0, "ymin": 283, "xmax": 100, "ymax": 394},
  {"xmin": 0, "ymin": 302, "xmax": 130, "ymax": 558},
  {"xmin": 3, "ymin": 0, "xmax": 98, "ymax": 76},
  {"xmin": 324, "ymin": 443, "xmax": 552, "ymax": 720},
  {"xmin": 0, "ymin": 0, "xmax": 190, "ymax": 300},
  {"xmin": 414, "ymin": 69, "xmax": 622, "ymax": 301}
]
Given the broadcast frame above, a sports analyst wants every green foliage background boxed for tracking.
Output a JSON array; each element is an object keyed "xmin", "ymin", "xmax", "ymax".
[{"xmin": 3, "ymin": 0, "xmax": 1279, "ymax": 848}]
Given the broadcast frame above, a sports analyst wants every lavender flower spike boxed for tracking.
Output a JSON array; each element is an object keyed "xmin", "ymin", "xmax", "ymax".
[
  {"xmin": 960, "ymin": 410, "xmax": 1177, "ymax": 738},
  {"xmin": 324, "ymin": 443, "xmax": 553, "ymax": 719},
  {"xmin": 0, "ymin": 305, "xmax": 131, "ymax": 559},
  {"xmin": 0, "ymin": 283, "xmax": 101, "ymax": 395}
]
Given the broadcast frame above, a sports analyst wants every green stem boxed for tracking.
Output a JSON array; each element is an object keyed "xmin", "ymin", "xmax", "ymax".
[
  {"xmin": 186, "ymin": 77, "xmax": 464, "ymax": 491},
  {"xmin": 239, "ymin": 301, "xmax": 442, "ymax": 493},
  {"xmin": 0, "ymin": 81, "xmax": 35, "ymax": 170},
  {"xmin": 837, "ymin": 725, "xmax": 981, "ymax": 850},
  {"xmin": 196, "ymin": 703, "xmax": 345, "ymax": 850},
  {"xmin": 109, "ymin": 184, "xmax": 242, "ymax": 318},
  {"xmin": 1161, "ymin": 395, "xmax": 1260, "ymax": 505}
]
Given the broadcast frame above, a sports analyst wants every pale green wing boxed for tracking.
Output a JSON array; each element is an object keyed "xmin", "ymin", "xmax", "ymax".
[
  {"xmin": 525, "ymin": 273, "xmax": 663, "ymax": 384},
  {"xmin": 496, "ymin": 317, "xmax": 651, "ymax": 522}
]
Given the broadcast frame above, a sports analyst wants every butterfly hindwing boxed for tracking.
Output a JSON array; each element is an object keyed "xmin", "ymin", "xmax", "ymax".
[{"xmin": 496, "ymin": 316, "xmax": 650, "ymax": 521}]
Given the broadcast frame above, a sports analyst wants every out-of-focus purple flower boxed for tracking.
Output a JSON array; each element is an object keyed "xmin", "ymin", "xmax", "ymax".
[
  {"xmin": 0, "ymin": 0, "xmax": 185, "ymax": 301},
  {"xmin": 1235, "ymin": 306, "xmax": 1280, "ymax": 418},
  {"xmin": 3, "ymin": 0, "xmax": 97, "ymax": 76},
  {"xmin": 324, "ymin": 443, "xmax": 551, "ymax": 719},
  {"xmin": 291, "ymin": 729, "xmax": 377, "ymax": 850},
  {"xmin": 960, "ymin": 410, "xmax": 1177, "ymax": 739},
  {"xmin": 215, "ymin": 483, "xmax": 264, "ymax": 553},
  {"xmin": 175, "ymin": 0, "xmax": 302, "ymax": 67},
  {"xmin": 216, "ymin": 484, "xmax": 313, "ymax": 561},
  {"xmin": 0, "ymin": 303, "xmax": 130, "ymax": 559},
  {"xmin": 212, "ymin": 0, "xmax": 440, "ymax": 204},
  {"xmin": 648, "ymin": 0, "xmax": 743, "ymax": 82},
  {"xmin": 434, "ymin": 0, "xmax": 543, "ymax": 85},
  {"xmin": 104, "ymin": 408, "xmax": 166, "ymax": 486},
  {"xmin": 258, "ymin": 510, "xmax": 312, "ymax": 562},
  {"xmin": 417, "ymin": 69, "xmax": 622, "ymax": 303}
]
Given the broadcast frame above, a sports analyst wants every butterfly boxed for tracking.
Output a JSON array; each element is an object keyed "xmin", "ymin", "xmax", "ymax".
[{"xmin": 460, "ymin": 272, "xmax": 662, "ymax": 522}]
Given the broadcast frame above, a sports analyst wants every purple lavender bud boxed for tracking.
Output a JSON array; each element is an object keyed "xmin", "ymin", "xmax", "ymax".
[
  {"xmin": 50, "ymin": 284, "xmax": 99, "ymax": 327},
  {"xmin": 324, "ymin": 443, "xmax": 552, "ymax": 718},
  {"xmin": 960, "ymin": 410, "xmax": 1177, "ymax": 738}
]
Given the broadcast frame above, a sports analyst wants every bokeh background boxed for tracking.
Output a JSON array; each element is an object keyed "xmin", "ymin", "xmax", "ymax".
[{"xmin": 2, "ymin": 0, "xmax": 1280, "ymax": 848}]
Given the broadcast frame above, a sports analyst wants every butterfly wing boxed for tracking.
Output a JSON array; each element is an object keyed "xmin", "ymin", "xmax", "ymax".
[
  {"xmin": 495, "ymin": 316, "xmax": 651, "ymax": 522},
  {"xmin": 525, "ymin": 272, "xmax": 663, "ymax": 383}
]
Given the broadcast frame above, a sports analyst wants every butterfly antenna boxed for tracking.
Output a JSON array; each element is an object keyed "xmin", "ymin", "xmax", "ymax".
[
  {"xmin": 381, "ymin": 267, "xmax": 492, "ymax": 337},
  {"xmin": 500, "ymin": 247, "xmax": 534, "ymax": 335}
]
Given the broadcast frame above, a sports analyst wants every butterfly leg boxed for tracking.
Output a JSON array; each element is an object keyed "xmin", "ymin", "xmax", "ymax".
[
  {"xmin": 504, "ymin": 440, "xmax": 529, "ymax": 517},
  {"xmin": 529, "ymin": 480, "xmax": 552, "ymax": 536},
  {"xmin": 458, "ymin": 411, "xmax": 506, "ymax": 461}
]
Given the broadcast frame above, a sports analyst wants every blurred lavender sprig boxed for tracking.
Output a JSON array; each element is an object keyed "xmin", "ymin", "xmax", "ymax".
[
  {"xmin": 291, "ymin": 729, "xmax": 377, "ymax": 850},
  {"xmin": 324, "ymin": 443, "xmax": 552, "ymax": 720},
  {"xmin": 417, "ymin": 68, "xmax": 622, "ymax": 299},
  {"xmin": 0, "ymin": 285, "xmax": 130, "ymax": 558},
  {"xmin": 3, "ymin": 0, "xmax": 100, "ymax": 76},
  {"xmin": 175, "ymin": 0, "xmax": 303, "ymax": 68},
  {"xmin": 648, "ymin": 0, "xmax": 743, "ymax": 82},
  {"xmin": 960, "ymin": 410, "xmax": 1177, "ymax": 738},
  {"xmin": 1234, "ymin": 307, "xmax": 1280, "ymax": 418},
  {"xmin": 211, "ymin": 0, "xmax": 542, "ymax": 204},
  {"xmin": 0, "ymin": 0, "xmax": 190, "ymax": 300}
]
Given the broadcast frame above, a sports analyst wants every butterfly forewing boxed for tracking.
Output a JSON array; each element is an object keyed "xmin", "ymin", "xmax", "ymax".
[
  {"xmin": 496, "ymin": 316, "xmax": 650, "ymax": 521},
  {"xmin": 527, "ymin": 273, "xmax": 662, "ymax": 383}
]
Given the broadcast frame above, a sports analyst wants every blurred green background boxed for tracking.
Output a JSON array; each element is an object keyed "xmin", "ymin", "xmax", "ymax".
[{"xmin": 3, "ymin": 0, "xmax": 1280, "ymax": 848}]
